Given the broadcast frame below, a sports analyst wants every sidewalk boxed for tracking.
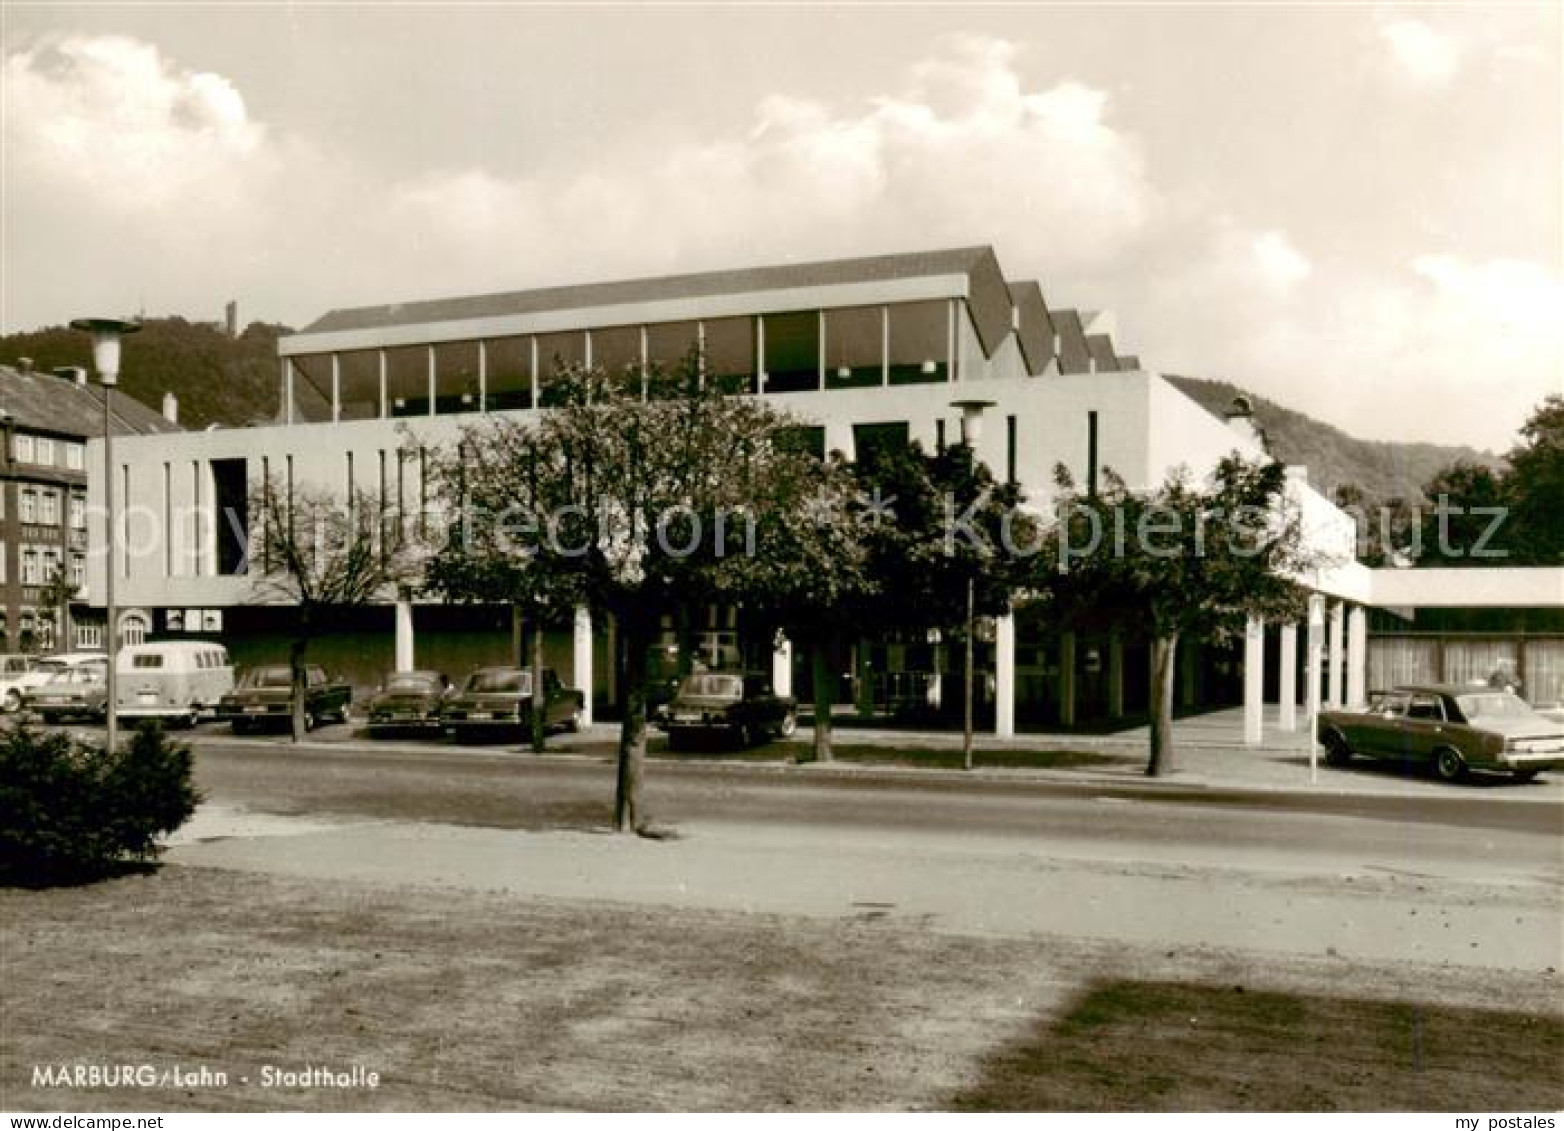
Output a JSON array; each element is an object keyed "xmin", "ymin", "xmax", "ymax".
[{"xmin": 185, "ymin": 704, "xmax": 1564, "ymax": 803}]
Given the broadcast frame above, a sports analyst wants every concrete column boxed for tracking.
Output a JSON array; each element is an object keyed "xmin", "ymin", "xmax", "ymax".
[
  {"xmin": 772, "ymin": 634, "xmax": 793, "ymax": 699},
  {"xmin": 1243, "ymin": 615, "xmax": 1264, "ymax": 747},
  {"xmin": 1278, "ymin": 622, "xmax": 1298, "ymax": 732},
  {"xmin": 1328, "ymin": 600, "xmax": 1346, "ymax": 709},
  {"xmin": 1306, "ymin": 595, "xmax": 1325, "ymax": 724},
  {"xmin": 1058, "ymin": 631, "xmax": 1077, "ymax": 728},
  {"xmin": 1347, "ymin": 605, "xmax": 1368, "ymax": 708},
  {"xmin": 330, "ymin": 354, "xmax": 342, "ymax": 423},
  {"xmin": 994, "ymin": 612, "xmax": 1015, "ymax": 738},
  {"xmin": 927, "ymin": 630, "xmax": 943, "ymax": 712},
  {"xmin": 394, "ymin": 594, "xmax": 414, "ymax": 672},
  {"xmin": 1107, "ymin": 633, "xmax": 1125, "ymax": 718},
  {"xmin": 573, "ymin": 605, "xmax": 593, "ymax": 727}
]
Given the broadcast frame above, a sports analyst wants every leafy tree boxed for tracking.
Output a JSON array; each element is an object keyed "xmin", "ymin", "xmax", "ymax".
[
  {"xmin": 850, "ymin": 440, "xmax": 1032, "ymax": 765},
  {"xmin": 1029, "ymin": 456, "xmax": 1312, "ymax": 777},
  {"xmin": 1332, "ymin": 484, "xmax": 1418, "ymax": 567},
  {"xmin": 431, "ymin": 359, "xmax": 848, "ymax": 832},
  {"xmin": 1415, "ymin": 461, "xmax": 1513, "ymax": 566},
  {"xmin": 422, "ymin": 421, "xmax": 590, "ymax": 753},
  {"xmin": 1504, "ymin": 394, "xmax": 1563, "ymax": 565},
  {"xmin": 249, "ymin": 477, "xmax": 416, "ymax": 740}
]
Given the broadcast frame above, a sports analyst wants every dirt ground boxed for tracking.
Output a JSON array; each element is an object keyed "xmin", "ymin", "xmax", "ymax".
[{"xmin": 3, "ymin": 865, "xmax": 1560, "ymax": 1112}]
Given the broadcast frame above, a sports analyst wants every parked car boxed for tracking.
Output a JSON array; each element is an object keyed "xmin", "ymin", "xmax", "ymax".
[
  {"xmin": 12, "ymin": 652, "xmax": 108, "ymax": 714},
  {"xmin": 442, "ymin": 666, "xmax": 584, "ymax": 741},
  {"xmin": 27, "ymin": 657, "xmax": 109, "ymax": 723},
  {"xmin": 0, "ymin": 653, "xmax": 39, "ymax": 712},
  {"xmin": 1318, "ymin": 684, "xmax": 1564, "ymax": 783},
  {"xmin": 365, "ymin": 670, "xmax": 453, "ymax": 732},
  {"xmin": 216, "ymin": 663, "xmax": 353, "ymax": 734},
  {"xmin": 115, "ymin": 641, "xmax": 234, "ymax": 727},
  {"xmin": 656, "ymin": 671, "xmax": 797, "ymax": 750}
]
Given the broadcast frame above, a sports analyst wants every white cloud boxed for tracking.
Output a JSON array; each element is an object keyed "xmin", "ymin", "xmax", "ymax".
[
  {"xmin": 1251, "ymin": 231, "xmax": 1312, "ymax": 290},
  {"xmin": 3, "ymin": 32, "xmax": 1158, "ymax": 329},
  {"xmin": 1376, "ymin": 14, "xmax": 1462, "ymax": 87},
  {"xmin": 2, "ymin": 35, "xmax": 265, "ymax": 208}
]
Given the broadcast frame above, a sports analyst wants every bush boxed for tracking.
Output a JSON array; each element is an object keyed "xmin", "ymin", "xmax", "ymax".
[{"xmin": 0, "ymin": 723, "xmax": 199, "ymax": 884}]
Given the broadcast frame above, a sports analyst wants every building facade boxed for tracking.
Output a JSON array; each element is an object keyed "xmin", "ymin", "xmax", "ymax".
[
  {"xmin": 1, "ymin": 361, "xmax": 178, "ymax": 654},
  {"xmin": 94, "ymin": 245, "xmax": 1541, "ymax": 736}
]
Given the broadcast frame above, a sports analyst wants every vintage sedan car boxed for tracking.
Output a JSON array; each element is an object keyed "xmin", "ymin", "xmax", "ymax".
[
  {"xmin": 26, "ymin": 658, "xmax": 109, "ymax": 723},
  {"xmin": 216, "ymin": 663, "xmax": 353, "ymax": 733},
  {"xmin": 655, "ymin": 672, "xmax": 797, "ymax": 750},
  {"xmin": 365, "ymin": 670, "xmax": 453, "ymax": 732},
  {"xmin": 1318, "ymin": 684, "xmax": 1564, "ymax": 783},
  {"xmin": 5, "ymin": 652, "xmax": 106, "ymax": 713},
  {"xmin": 442, "ymin": 666, "xmax": 584, "ymax": 741}
]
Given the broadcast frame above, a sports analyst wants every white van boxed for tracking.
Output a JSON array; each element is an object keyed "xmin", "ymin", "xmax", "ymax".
[{"xmin": 115, "ymin": 641, "xmax": 235, "ymax": 726}]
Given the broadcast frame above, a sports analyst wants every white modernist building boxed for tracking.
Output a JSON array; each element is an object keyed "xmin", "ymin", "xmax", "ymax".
[{"xmin": 86, "ymin": 246, "xmax": 1557, "ymax": 736}]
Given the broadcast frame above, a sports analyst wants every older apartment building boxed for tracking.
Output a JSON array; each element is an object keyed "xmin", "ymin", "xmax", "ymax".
[{"xmin": 0, "ymin": 361, "xmax": 178, "ymax": 653}]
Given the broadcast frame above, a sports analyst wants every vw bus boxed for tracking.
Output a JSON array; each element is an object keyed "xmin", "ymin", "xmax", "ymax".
[{"xmin": 115, "ymin": 641, "xmax": 235, "ymax": 726}]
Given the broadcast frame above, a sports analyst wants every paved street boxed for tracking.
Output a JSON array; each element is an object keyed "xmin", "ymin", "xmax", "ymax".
[{"xmin": 160, "ymin": 729, "xmax": 1564, "ymax": 973}]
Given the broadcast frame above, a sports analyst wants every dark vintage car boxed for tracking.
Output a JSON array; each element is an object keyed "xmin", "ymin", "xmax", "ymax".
[
  {"xmin": 442, "ymin": 666, "xmax": 584, "ymax": 741},
  {"xmin": 1318, "ymin": 684, "xmax": 1564, "ymax": 783},
  {"xmin": 365, "ymin": 670, "xmax": 452, "ymax": 732},
  {"xmin": 26, "ymin": 658, "xmax": 109, "ymax": 723},
  {"xmin": 217, "ymin": 663, "xmax": 353, "ymax": 734},
  {"xmin": 655, "ymin": 672, "xmax": 797, "ymax": 750}
]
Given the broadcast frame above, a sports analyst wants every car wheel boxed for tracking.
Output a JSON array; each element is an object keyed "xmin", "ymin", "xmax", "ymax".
[
  {"xmin": 566, "ymin": 705, "xmax": 583, "ymax": 733},
  {"xmin": 776, "ymin": 711, "xmax": 798, "ymax": 739},
  {"xmin": 1322, "ymin": 731, "xmax": 1352, "ymax": 767},
  {"xmin": 2, "ymin": 689, "xmax": 20, "ymax": 713},
  {"xmin": 1434, "ymin": 746, "xmax": 1467, "ymax": 783},
  {"xmin": 302, "ymin": 709, "xmax": 316, "ymax": 733},
  {"xmin": 1512, "ymin": 769, "xmax": 1540, "ymax": 783},
  {"xmin": 232, "ymin": 719, "xmax": 250, "ymax": 736}
]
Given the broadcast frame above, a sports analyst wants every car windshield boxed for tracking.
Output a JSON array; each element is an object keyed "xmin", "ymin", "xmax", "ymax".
[
  {"xmin": 33, "ymin": 661, "xmax": 66, "ymax": 677},
  {"xmin": 1455, "ymin": 691, "xmax": 1532, "ymax": 721},
  {"xmin": 386, "ymin": 673, "xmax": 442, "ymax": 693},
  {"xmin": 465, "ymin": 670, "xmax": 528, "ymax": 694},
  {"xmin": 238, "ymin": 666, "xmax": 292, "ymax": 689},
  {"xmin": 679, "ymin": 674, "xmax": 743, "ymax": 699}
]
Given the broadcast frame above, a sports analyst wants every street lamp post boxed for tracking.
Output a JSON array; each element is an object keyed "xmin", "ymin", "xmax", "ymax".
[
  {"xmin": 949, "ymin": 398, "xmax": 995, "ymax": 770},
  {"xmin": 71, "ymin": 317, "xmax": 140, "ymax": 753}
]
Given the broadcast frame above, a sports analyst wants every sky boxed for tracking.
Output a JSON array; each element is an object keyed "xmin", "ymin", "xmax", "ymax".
[{"xmin": 1, "ymin": 3, "xmax": 1559, "ymax": 452}]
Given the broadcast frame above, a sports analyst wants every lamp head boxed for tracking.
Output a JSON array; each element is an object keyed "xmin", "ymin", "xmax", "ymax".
[
  {"xmin": 949, "ymin": 397, "xmax": 997, "ymax": 446},
  {"xmin": 69, "ymin": 317, "xmax": 141, "ymax": 386}
]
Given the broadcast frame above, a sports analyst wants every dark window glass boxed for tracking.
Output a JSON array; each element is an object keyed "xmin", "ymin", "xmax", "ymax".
[
  {"xmin": 338, "ymin": 350, "xmax": 380, "ymax": 420},
  {"xmin": 433, "ymin": 340, "xmax": 481, "ymax": 415},
  {"xmin": 824, "ymin": 306, "xmax": 883, "ymax": 390},
  {"xmin": 288, "ymin": 355, "xmax": 333, "ymax": 422},
  {"xmin": 385, "ymin": 346, "xmax": 429, "ymax": 417},
  {"xmin": 212, "ymin": 458, "xmax": 248, "ymax": 576},
  {"xmin": 536, "ymin": 331, "xmax": 586, "ymax": 407},
  {"xmin": 704, "ymin": 317, "xmax": 756, "ymax": 395},
  {"xmin": 853, "ymin": 421, "xmax": 911, "ymax": 467},
  {"xmin": 888, "ymin": 300, "xmax": 949, "ymax": 385},
  {"xmin": 645, "ymin": 321, "xmax": 700, "ymax": 374},
  {"xmin": 763, "ymin": 311, "xmax": 818, "ymax": 394},
  {"xmin": 485, "ymin": 336, "xmax": 532, "ymax": 411},
  {"xmin": 591, "ymin": 326, "xmax": 642, "ymax": 390},
  {"xmin": 1006, "ymin": 415, "xmax": 1018, "ymax": 485}
]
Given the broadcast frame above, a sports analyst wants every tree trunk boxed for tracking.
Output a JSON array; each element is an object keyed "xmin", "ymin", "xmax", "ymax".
[
  {"xmin": 810, "ymin": 635, "xmax": 834, "ymax": 762},
  {"xmin": 614, "ymin": 609, "xmax": 649, "ymax": 833},
  {"xmin": 289, "ymin": 635, "xmax": 309, "ymax": 744},
  {"xmin": 530, "ymin": 614, "xmax": 546, "ymax": 754},
  {"xmin": 1147, "ymin": 632, "xmax": 1179, "ymax": 777}
]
